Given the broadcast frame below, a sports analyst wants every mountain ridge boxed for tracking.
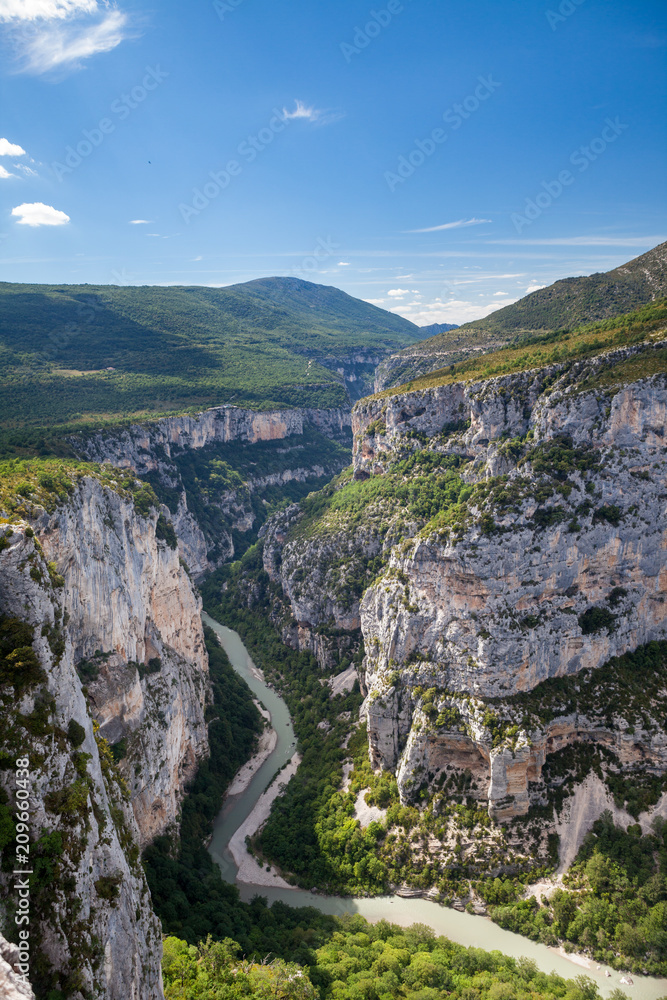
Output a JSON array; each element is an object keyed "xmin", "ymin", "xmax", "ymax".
[
  {"xmin": 0, "ymin": 276, "xmax": 422, "ymax": 443},
  {"xmin": 418, "ymin": 240, "xmax": 667, "ymax": 353}
]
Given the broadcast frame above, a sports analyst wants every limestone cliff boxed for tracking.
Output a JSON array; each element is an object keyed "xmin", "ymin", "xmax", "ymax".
[
  {"xmin": 72, "ymin": 404, "xmax": 352, "ymax": 574},
  {"xmin": 0, "ymin": 932, "xmax": 35, "ymax": 1000},
  {"xmin": 74, "ymin": 404, "xmax": 351, "ymax": 473},
  {"xmin": 0, "ymin": 471, "xmax": 209, "ymax": 998},
  {"xmin": 262, "ymin": 338, "xmax": 667, "ymax": 857}
]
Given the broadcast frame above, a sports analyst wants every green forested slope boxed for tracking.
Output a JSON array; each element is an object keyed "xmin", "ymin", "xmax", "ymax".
[
  {"xmin": 376, "ymin": 300, "xmax": 667, "ymax": 399},
  {"xmin": 0, "ymin": 278, "xmax": 420, "ymax": 432},
  {"xmin": 163, "ymin": 919, "xmax": 634, "ymax": 1000},
  {"xmin": 412, "ymin": 241, "xmax": 667, "ymax": 354}
]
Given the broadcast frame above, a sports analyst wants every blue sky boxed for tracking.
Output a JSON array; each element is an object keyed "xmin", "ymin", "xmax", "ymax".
[{"xmin": 0, "ymin": 0, "xmax": 665, "ymax": 325}]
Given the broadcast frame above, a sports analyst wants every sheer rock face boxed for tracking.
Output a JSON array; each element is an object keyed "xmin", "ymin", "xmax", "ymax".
[
  {"xmin": 356, "ymin": 351, "xmax": 667, "ymax": 818},
  {"xmin": 72, "ymin": 404, "xmax": 352, "ymax": 576},
  {"xmin": 0, "ymin": 932, "xmax": 35, "ymax": 1000},
  {"xmin": 37, "ymin": 477, "xmax": 209, "ymax": 846},
  {"xmin": 74, "ymin": 404, "xmax": 351, "ymax": 473},
  {"xmin": 264, "ymin": 342, "xmax": 667, "ymax": 822},
  {"xmin": 0, "ymin": 521, "xmax": 164, "ymax": 999},
  {"xmin": 0, "ymin": 478, "xmax": 209, "ymax": 998},
  {"xmin": 260, "ymin": 504, "xmax": 375, "ymax": 669}
]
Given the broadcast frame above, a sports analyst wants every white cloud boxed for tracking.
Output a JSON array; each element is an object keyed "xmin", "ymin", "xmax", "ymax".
[
  {"xmin": 0, "ymin": 0, "xmax": 98, "ymax": 20},
  {"xmin": 11, "ymin": 201, "xmax": 70, "ymax": 226},
  {"xmin": 0, "ymin": 138, "xmax": 26, "ymax": 156},
  {"xmin": 525, "ymin": 284, "xmax": 546, "ymax": 293},
  {"xmin": 389, "ymin": 297, "xmax": 519, "ymax": 326},
  {"xmin": 0, "ymin": 165, "xmax": 14, "ymax": 179},
  {"xmin": 365, "ymin": 298, "xmax": 386, "ymax": 306},
  {"xmin": 281, "ymin": 100, "xmax": 344, "ymax": 126},
  {"xmin": 129, "ymin": 219, "xmax": 151, "ymax": 224},
  {"xmin": 405, "ymin": 218, "xmax": 492, "ymax": 234},
  {"xmin": 337, "ymin": 261, "xmax": 350, "ymax": 266},
  {"xmin": 493, "ymin": 291, "xmax": 509, "ymax": 296},
  {"xmin": 21, "ymin": 9, "xmax": 128, "ymax": 73},
  {"xmin": 2, "ymin": 2, "xmax": 132, "ymax": 75},
  {"xmin": 387, "ymin": 288, "xmax": 410, "ymax": 297}
]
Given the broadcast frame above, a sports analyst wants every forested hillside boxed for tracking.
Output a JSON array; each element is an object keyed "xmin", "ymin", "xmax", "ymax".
[
  {"xmin": 412, "ymin": 241, "xmax": 667, "ymax": 355},
  {"xmin": 0, "ymin": 277, "xmax": 420, "ymax": 437}
]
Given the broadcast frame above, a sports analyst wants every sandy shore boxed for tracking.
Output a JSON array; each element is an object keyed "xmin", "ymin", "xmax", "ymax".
[
  {"xmin": 229, "ymin": 754, "xmax": 302, "ymax": 887},
  {"xmin": 226, "ymin": 724, "xmax": 278, "ymax": 797}
]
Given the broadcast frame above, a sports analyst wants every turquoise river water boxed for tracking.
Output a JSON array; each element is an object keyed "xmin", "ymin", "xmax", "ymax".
[{"xmin": 203, "ymin": 613, "xmax": 667, "ymax": 1000}]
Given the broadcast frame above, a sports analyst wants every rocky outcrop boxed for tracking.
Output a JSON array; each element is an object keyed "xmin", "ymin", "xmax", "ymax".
[
  {"xmin": 0, "ymin": 474, "xmax": 210, "ymax": 998},
  {"xmin": 0, "ymin": 520, "xmax": 164, "ymax": 998},
  {"xmin": 73, "ymin": 404, "xmax": 351, "ymax": 474},
  {"xmin": 0, "ymin": 933, "xmax": 35, "ymax": 1000},
  {"xmin": 70, "ymin": 404, "xmax": 352, "ymax": 575},
  {"xmin": 374, "ymin": 345, "xmax": 502, "ymax": 393},
  {"xmin": 37, "ymin": 477, "xmax": 209, "ymax": 845},
  {"xmin": 307, "ymin": 352, "xmax": 386, "ymax": 401},
  {"xmin": 264, "ymin": 339, "xmax": 667, "ymax": 830}
]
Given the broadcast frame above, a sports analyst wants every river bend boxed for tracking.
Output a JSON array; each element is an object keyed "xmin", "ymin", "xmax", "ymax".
[{"xmin": 203, "ymin": 613, "xmax": 667, "ymax": 1000}]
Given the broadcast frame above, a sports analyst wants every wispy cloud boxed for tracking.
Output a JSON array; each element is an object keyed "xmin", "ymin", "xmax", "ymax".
[
  {"xmin": 13, "ymin": 163, "xmax": 37, "ymax": 176},
  {"xmin": 1, "ymin": 1, "xmax": 133, "ymax": 76},
  {"xmin": 405, "ymin": 217, "xmax": 492, "ymax": 234},
  {"xmin": 11, "ymin": 202, "xmax": 70, "ymax": 226},
  {"xmin": 486, "ymin": 236, "xmax": 664, "ymax": 247},
  {"xmin": 0, "ymin": 138, "xmax": 26, "ymax": 156},
  {"xmin": 129, "ymin": 219, "xmax": 152, "ymax": 224},
  {"xmin": 0, "ymin": 165, "xmax": 15, "ymax": 179},
  {"xmin": 281, "ymin": 99, "xmax": 344, "ymax": 126}
]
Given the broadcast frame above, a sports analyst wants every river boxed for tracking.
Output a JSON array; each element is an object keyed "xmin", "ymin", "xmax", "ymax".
[{"xmin": 203, "ymin": 613, "xmax": 667, "ymax": 1000}]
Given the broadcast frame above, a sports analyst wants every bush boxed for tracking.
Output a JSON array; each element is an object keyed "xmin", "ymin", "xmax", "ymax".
[
  {"xmin": 67, "ymin": 719, "xmax": 86, "ymax": 748},
  {"xmin": 578, "ymin": 607, "xmax": 616, "ymax": 635},
  {"xmin": 156, "ymin": 514, "xmax": 178, "ymax": 549},
  {"xmin": 94, "ymin": 873, "xmax": 123, "ymax": 901}
]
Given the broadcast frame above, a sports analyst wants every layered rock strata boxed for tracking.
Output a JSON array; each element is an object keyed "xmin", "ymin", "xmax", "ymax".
[
  {"xmin": 72, "ymin": 404, "xmax": 352, "ymax": 575},
  {"xmin": 264, "ymin": 341, "xmax": 667, "ymax": 826},
  {"xmin": 73, "ymin": 404, "xmax": 351, "ymax": 474},
  {"xmin": 0, "ymin": 474, "xmax": 210, "ymax": 998}
]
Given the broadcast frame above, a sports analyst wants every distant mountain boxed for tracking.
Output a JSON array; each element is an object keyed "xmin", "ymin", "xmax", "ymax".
[
  {"xmin": 0, "ymin": 277, "xmax": 421, "ymax": 440},
  {"xmin": 419, "ymin": 322, "xmax": 458, "ymax": 336},
  {"xmin": 416, "ymin": 241, "xmax": 667, "ymax": 354}
]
